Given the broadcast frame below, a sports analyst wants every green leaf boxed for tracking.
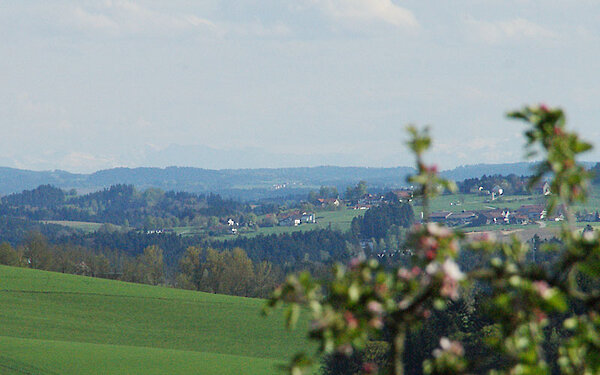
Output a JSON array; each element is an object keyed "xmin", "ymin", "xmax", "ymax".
[
  {"xmin": 348, "ymin": 283, "xmax": 360, "ymax": 303},
  {"xmin": 285, "ymin": 304, "xmax": 300, "ymax": 329},
  {"xmin": 546, "ymin": 291, "xmax": 567, "ymax": 312}
]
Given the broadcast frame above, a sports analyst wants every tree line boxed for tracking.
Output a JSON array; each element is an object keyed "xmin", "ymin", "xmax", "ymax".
[
  {"xmin": 351, "ymin": 202, "xmax": 414, "ymax": 240},
  {"xmin": 457, "ymin": 174, "xmax": 531, "ymax": 195},
  {"xmin": 0, "ymin": 184, "xmax": 250, "ymax": 228},
  {"xmin": 0, "ymin": 231, "xmax": 285, "ymax": 298}
]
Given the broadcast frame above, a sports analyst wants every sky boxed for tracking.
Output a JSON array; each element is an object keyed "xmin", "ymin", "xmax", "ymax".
[{"xmin": 2, "ymin": 0, "xmax": 600, "ymax": 173}]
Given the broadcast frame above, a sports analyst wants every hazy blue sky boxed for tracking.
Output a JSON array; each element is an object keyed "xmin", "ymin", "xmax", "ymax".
[{"xmin": 2, "ymin": 1, "xmax": 600, "ymax": 172}]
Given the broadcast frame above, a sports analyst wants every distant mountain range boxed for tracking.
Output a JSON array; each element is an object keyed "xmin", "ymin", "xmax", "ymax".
[{"xmin": 0, "ymin": 162, "xmax": 595, "ymax": 198}]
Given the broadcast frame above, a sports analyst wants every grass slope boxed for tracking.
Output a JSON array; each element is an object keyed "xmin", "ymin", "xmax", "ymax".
[
  {"xmin": 425, "ymin": 193, "xmax": 544, "ymax": 215},
  {"xmin": 0, "ymin": 336, "xmax": 277, "ymax": 375},
  {"xmin": 0, "ymin": 265, "xmax": 311, "ymax": 374},
  {"xmin": 40, "ymin": 220, "xmax": 105, "ymax": 233}
]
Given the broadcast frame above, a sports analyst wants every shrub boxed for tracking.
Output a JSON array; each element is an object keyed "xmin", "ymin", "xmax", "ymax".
[{"xmin": 266, "ymin": 105, "xmax": 600, "ymax": 375}]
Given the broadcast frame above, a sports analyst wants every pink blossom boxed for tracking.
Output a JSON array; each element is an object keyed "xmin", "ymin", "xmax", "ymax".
[
  {"xmin": 344, "ymin": 311, "xmax": 358, "ymax": 329},
  {"xmin": 440, "ymin": 259, "xmax": 464, "ymax": 300},
  {"xmin": 412, "ymin": 266, "xmax": 421, "ymax": 276},
  {"xmin": 448, "ymin": 239, "xmax": 459, "ymax": 254},
  {"xmin": 426, "ymin": 262, "xmax": 440, "ymax": 275},
  {"xmin": 375, "ymin": 283, "xmax": 388, "ymax": 297},
  {"xmin": 471, "ymin": 231, "xmax": 495, "ymax": 243},
  {"xmin": 422, "ymin": 309, "xmax": 431, "ymax": 319},
  {"xmin": 310, "ymin": 319, "xmax": 327, "ymax": 331},
  {"xmin": 426, "ymin": 164, "xmax": 438, "ymax": 173},
  {"xmin": 442, "ymin": 259, "xmax": 464, "ymax": 281},
  {"xmin": 337, "ymin": 344, "xmax": 353, "ymax": 355},
  {"xmin": 349, "ymin": 257, "xmax": 363, "ymax": 269},
  {"xmin": 398, "ymin": 268, "xmax": 411, "ymax": 280},
  {"xmin": 425, "ymin": 249, "xmax": 436, "ymax": 261},
  {"xmin": 434, "ymin": 337, "xmax": 464, "ymax": 358},
  {"xmin": 420, "ymin": 235, "xmax": 439, "ymax": 251},
  {"xmin": 441, "ymin": 276, "xmax": 460, "ymax": 300},
  {"xmin": 533, "ymin": 308, "xmax": 547, "ymax": 323},
  {"xmin": 367, "ymin": 301, "xmax": 384, "ymax": 315},
  {"xmin": 426, "ymin": 222, "xmax": 452, "ymax": 238},
  {"xmin": 533, "ymin": 281, "xmax": 552, "ymax": 299},
  {"xmin": 583, "ymin": 230, "xmax": 596, "ymax": 242},
  {"xmin": 362, "ymin": 362, "xmax": 378, "ymax": 374},
  {"xmin": 368, "ymin": 317, "xmax": 384, "ymax": 329}
]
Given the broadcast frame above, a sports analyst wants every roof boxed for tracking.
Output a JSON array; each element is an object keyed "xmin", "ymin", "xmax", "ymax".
[
  {"xmin": 480, "ymin": 210, "xmax": 505, "ymax": 219},
  {"xmin": 512, "ymin": 213, "xmax": 529, "ymax": 219},
  {"xmin": 448, "ymin": 211, "xmax": 476, "ymax": 220},
  {"xmin": 517, "ymin": 204, "xmax": 546, "ymax": 213},
  {"xmin": 430, "ymin": 211, "xmax": 452, "ymax": 219},
  {"xmin": 391, "ymin": 190, "xmax": 413, "ymax": 199},
  {"xmin": 318, "ymin": 198, "xmax": 340, "ymax": 204},
  {"xmin": 278, "ymin": 210, "xmax": 302, "ymax": 220}
]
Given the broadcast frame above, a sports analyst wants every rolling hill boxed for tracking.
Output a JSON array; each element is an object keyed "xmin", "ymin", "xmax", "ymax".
[
  {"xmin": 0, "ymin": 265, "xmax": 312, "ymax": 374},
  {"xmin": 0, "ymin": 162, "xmax": 574, "ymax": 197},
  {"xmin": 0, "ymin": 166, "xmax": 416, "ymax": 197}
]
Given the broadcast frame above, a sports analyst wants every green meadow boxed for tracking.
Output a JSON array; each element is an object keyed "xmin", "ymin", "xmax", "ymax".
[
  {"xmin": 41, "ymin": 220, "xmax": 105, "ymax": 233},
  {"xmin": 177, "ymin": 208, "xmax": 365, "ymax": 239},
  {"xmin": 424, "ymin": 193, "xmax": 544, "ymax": 215},
  {"xmin": 0, "ymin": 265, "xmax": 312, "ymax": 374},
  {"xmin": 426, "ymin": 186, "xmax": 600, "ymax": 215}
]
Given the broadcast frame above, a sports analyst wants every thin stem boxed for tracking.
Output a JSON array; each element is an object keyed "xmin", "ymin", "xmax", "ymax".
[
  {"xmin": 417, "ymin": 157, "xmax": 430, "ymax": 224},
  {"xmin": 391, "ymin": 325, "xmax": 406, "ymax": 375}
]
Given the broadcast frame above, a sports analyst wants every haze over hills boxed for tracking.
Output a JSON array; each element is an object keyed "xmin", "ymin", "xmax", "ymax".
[
  {"xmin": 0, "ymin": 162, "xmax": 591, "ymax": 198},
  {"xmin": 438, "ymin": 162, "xmax": 537, "ymax": 181},
  {"xmin": 0, "ymin": 165, "xmax": 414, "ymax": 198},
  {"xmin": 141, "ymin": 144, "xmax": 365, "ymax": 170}
]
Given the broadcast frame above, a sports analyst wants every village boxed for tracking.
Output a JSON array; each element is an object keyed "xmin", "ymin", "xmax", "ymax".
[
  {"xmin": 429, "ymin": 204, "xmax": 551, "ymax": 227},
  {"xmin": 216, "ymin": 180, "xmax": 600, "ymax": 239}
]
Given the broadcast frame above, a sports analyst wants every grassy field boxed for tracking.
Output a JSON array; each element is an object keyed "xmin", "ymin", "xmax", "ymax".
[
  {"xmin": 0, "ymin": 265, "xmax": 312, "ymax": 374},
  {"xmin": 41, "ymin": 220, "xmax": 106, "ymax": 233},
  {"xmin": 571, "ymin": 185, "xmax": 600, "ymax": 213},
  {"xmin": 0, "ymin": 337, "xmax": 278, "ymax": 375},
  {"xmin": 178, "ymin": 208, "xmax": 365, "ymax": 240},
  {"xmin": 415, "ymin": 187, "xmax": 600, "ymax": 242},
  {"xmin": 249, "ymin": 209, "xmax": 364, "ymax": 235},
  {"xmin": 424, "ymin": 193, "xmax": 544, "ymax": 215},
  {"xmin": 43, "ymin": 188, "xmax": 600, "ymax": 241},
  {"xmin": 427, "ymin": 186, "xmax": 600, "ymax": 215}
]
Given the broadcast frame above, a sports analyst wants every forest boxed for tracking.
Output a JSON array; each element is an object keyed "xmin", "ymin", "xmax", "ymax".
[{"xmin": 0, "ymin": 179, "xmax": 421, "ymax": 302}]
